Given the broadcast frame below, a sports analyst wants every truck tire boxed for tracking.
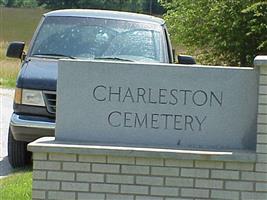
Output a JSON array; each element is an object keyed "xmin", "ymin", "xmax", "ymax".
[{"xmin": 8, "ymin": 128, "xmax": 31, "ymax": 168}]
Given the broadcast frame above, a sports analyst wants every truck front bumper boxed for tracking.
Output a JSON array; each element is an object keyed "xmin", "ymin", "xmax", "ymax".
[{"xmin": 10, "ymin": 113, "xmax": 55, "ymax": 142}]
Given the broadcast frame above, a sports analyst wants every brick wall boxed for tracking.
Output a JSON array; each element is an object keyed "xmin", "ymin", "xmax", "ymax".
[
  {"xmin": 31, "ymin": 152, "xmax": 267, "ymax": 200},
  {"xmin": 29, "ymin": 57, "xmax": 267, "ymax": 200}
]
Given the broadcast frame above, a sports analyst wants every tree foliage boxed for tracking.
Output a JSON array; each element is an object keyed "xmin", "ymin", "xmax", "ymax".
[
  {"xmin": 36, "ymin": 0, "xmax": 164, "ymax": 14},
  {"xmin": 1, "ymin": 0, "xmax": 164, "ymax": 14},
  {"xmin": 2, "ymin": 0, "xmax": 38, "ymax": 7},
  {"xmin": 161, "ymin": 0, "xmax": 267, "ymax": 66}
]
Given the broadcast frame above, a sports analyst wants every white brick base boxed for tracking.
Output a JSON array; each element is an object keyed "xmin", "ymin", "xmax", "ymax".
[{"xmin": 29, "ymin": 139, "xmax": 265, "ymax": 200}]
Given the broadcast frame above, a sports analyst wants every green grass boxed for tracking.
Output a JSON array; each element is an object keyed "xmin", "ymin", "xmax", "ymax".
[
  {"xmin": 0, "ymin": 7, "xmax": 46, "ymax": 88},
  {"xmin": 0, "ymin": 170, "xmax": 32, "ymax": 200},
  {"xmin": 0, "ymin": 60, "xmax": 20, "ymax": 88},
  {"xmin": 0, "ymin": 42, "xmax": 20, "ymax": 88},
  {"xmin": 0, "ymin": 7, "xmax": 46, "ymax": 42}
]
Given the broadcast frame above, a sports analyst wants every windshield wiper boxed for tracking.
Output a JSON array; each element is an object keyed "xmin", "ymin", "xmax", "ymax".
[
  {"xmin": 32, "ymin": 53, "xmax": 76, "ymax": 59},
  {"xmin": 94, "ymin": 56, "xmax": 133, "ymax": 62}
]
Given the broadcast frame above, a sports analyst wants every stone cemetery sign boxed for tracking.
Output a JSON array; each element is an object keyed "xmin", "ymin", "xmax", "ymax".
[{"xmin": 56, "ymin": 60, "xmax": 259, "ymax": 150}]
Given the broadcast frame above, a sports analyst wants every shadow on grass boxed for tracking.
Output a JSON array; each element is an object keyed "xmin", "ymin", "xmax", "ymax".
[
  {"xmin": 0, "ymin": 156, "xmax": 12, "ymax": 177},
  {"xmin": 0, "ymin": 156, "xmax": 32, "ymax": 178},
  {"xmin": 0, "ymin": 162, "xmax": 32, "ymax": 200}
]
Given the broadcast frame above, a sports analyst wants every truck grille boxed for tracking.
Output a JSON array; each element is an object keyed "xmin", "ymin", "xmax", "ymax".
[{"xmin": 43, "ymin": 91, "xmax": 57, "ymax": 115}]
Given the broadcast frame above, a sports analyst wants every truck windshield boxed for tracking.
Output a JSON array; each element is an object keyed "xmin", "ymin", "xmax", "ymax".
[{"xmin": 30, "ymin": 16, "xmax": 167, "ymax": 63}]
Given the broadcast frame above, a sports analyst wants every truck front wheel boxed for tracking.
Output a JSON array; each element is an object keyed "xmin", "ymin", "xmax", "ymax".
[{"xmin": 8, "ymin": 128, "xmax": 31, "ymax": 168}]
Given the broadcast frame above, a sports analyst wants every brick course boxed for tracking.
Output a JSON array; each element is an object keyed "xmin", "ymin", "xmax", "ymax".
[{"xmin": 31, "ymin": 152, "xmax": 267, "ymax": 200}]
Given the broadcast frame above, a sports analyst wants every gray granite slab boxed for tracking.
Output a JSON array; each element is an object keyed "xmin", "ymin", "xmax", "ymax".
[{"xmin": 56, "ymin": 60, "xmax": 259, "ymax": 150}]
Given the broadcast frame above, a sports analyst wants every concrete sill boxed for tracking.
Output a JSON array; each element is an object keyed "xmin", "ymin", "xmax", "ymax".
[{"xmin": 28, "ymin": 137, "xmax": 256, "ymax": 163}]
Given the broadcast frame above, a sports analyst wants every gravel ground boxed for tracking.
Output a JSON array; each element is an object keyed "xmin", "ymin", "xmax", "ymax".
[{"xmin": 0, "ymin": 88, "xmax": 14, "ymax": 178}]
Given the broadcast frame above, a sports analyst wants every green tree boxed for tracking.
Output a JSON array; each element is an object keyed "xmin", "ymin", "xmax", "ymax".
[
  {"xmin": 4, "ymin": 0, "xmax": 37, "ymax": 7},
  {"xmin": 161, "ymin": 0, "xmax": 267, "ymax": 66},
  {"xmin": 6, "ymin": 0, "xmax": 15, "ymax": 7},
  {"xmin": 0, "ymin": 0, "xmax": 6, "ymax": 5},
  {"xmin": 36, "ymin": 0, "xmax": 78, "ymax": 9},
  {"xmin": 36, "ymin": 0, "xmax": 164, "ymax": 14}
]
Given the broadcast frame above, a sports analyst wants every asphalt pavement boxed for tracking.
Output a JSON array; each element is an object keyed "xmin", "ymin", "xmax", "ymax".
[{"xmin": 0, "ymin": 88, "xmax": 14, "ymax": 178}]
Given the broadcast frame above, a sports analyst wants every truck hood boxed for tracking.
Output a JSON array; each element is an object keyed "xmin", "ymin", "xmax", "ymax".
[{"xmin": 18, "ymin": 58, "xmax": 58, "ymax": 91}]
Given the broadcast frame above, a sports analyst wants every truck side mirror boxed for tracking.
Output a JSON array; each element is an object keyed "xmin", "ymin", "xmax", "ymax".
[
  {"xmin": 178, "ymin": 55, "xmax": 196, "ymax": 64},
  {"xmin": 6, "ymin": 41, "xmax": 25, "ymax": 59}
]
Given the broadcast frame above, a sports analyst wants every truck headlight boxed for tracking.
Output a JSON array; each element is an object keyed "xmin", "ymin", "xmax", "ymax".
[{"xmin": 14, "ymin": 88, "xmax": 45, "ymax": 107}]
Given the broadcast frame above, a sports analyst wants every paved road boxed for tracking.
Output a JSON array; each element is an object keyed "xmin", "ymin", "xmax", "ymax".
[{"xmin": 0, "ymin": 88, "xmax": 14, "ymax": 178}]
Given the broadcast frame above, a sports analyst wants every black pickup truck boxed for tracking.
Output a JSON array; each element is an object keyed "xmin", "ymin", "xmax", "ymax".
[{"xmin": 7, "ymin": 9, "xmax": 195, "ymax": 168}]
